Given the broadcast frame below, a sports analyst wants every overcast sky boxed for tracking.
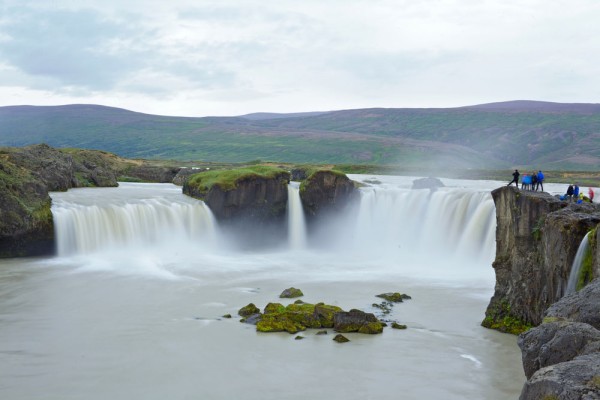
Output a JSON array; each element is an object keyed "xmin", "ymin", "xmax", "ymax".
[{"xmin": 0, "ymin": 0, "xmax": 598, "ymax": 116}]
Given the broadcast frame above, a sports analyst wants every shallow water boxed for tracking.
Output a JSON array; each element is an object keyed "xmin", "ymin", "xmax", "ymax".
[{"xmin": 0, "ymin": 178, "xmax": 526, "ymax": 399}]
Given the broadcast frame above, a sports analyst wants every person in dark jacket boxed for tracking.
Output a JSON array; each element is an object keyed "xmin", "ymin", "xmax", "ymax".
[
  {"xmin": 536, "ymin": 171, "xmax": 544, "ymax": 191},
  {"xmin": 567, "ymin": 184, "xmax": 574, "ymax": 202},
  {"xmin": 508, "ymin": 169, "xmax": 520, "ymax": 187},
  {"xmin": 531, "ymin": 173, "xmax": 538, "ymax": 191}
]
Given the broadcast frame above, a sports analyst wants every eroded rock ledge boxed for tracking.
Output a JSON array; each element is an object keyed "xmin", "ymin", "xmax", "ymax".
[{"xmin": 482, "ymin": 186, "xmax": 600, "ymax": 334}]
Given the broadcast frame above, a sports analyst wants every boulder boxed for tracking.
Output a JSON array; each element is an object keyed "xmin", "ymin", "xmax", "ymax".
[
  {"xmin": 334, "ymin": 309, "xmax": 383, "ymax": 334},
  {"xmin": 238, "ymin": 303, "xmax": 260, "ymax": 317},
  {"xmin": 333, "ymin": 334, "xmax": 350, "ymax": 343},
  {"xmin": 122, "ymin": 165, "xmax": 180, "ymax": 183},
  {"xmin": 518, "ymin": 321, "xmax": 600, "ymax": 379},
  {"xmin": 545, "ymin": 278, "xmax": 600, "ymax": 330},
  {"xmin": 376, "ymin": 292, "xmax": 411, "ymax": 302},
  {"xmin": 279, "ymin": 287, "xmax": 304, "ymax": 298},
  {"xmin": 519, "ymin": 353, "xmax": 600, "ymax": 400}
]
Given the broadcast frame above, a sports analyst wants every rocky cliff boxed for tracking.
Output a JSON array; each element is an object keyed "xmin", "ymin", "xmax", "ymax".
[
  {"xmin": 483, "ymin": 186, "xmax": 600, "ymax": 334},
  {"xmin": 299, "ymin": 170, "xmax": 358, "ymax": 219},
  {"xmin": 518, "ymin": 278, "xmax": 600, "ymax": 399}
]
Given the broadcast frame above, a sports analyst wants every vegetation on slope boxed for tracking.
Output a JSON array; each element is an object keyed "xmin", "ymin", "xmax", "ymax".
[{"xmin": 1, "ymin": 102, "xmax": 599, "ymax": 170}]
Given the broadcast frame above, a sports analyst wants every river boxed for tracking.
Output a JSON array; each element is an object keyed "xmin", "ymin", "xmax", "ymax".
[{"xmin": 1, "ymin": 175, "xmax": 568, "ymax": 400}]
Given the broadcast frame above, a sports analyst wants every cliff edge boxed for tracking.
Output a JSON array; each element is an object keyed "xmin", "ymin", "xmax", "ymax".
[{"xmin": 483, "ymin": 186, "xmax": 600, "ymax": 334}]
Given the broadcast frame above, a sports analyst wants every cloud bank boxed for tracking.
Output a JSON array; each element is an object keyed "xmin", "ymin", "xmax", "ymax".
[{"xmin": 0, "ymin": 0, "xmax": 598, "ymax": 116}]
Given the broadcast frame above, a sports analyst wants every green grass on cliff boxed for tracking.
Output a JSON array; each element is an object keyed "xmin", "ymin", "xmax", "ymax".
[{"xmin": 186, "ymin": 165, "xmax": 288, "ymax": 194}]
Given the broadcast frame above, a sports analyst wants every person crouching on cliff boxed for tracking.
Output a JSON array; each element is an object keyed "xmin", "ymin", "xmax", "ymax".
[
  {"xmin": 566, "ymin": 184, "xmax": 574, "ymax": 202},
  {"xmin": 508, "ymin": 169, "xmax": 520, "ymax": 187}
]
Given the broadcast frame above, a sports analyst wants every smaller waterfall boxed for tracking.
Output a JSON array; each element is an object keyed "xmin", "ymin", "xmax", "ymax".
[
  {"xmin": 566, "ymin": 232, "xmax": 591, "ymax": 294},
  {"xmin": 287, "ymin": 182, "xmax": 307, "ymax": 250}
]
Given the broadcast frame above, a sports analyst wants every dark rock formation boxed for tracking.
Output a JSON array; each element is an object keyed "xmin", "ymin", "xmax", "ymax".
[
  {"xmin": 517, "ymin": 278, "xmax": 600, "ymax": 398},
  {"xmin": 5, "ymin": 144, "xmax": 75, "ymax": 191},
  {"xmin": 411, "ymin": 177, "xmax": 445, "ymax": 190},
  {"xmin": 333, "ymin": 309, "xmax": 383, "ymax": 334},
  {"xmin": 391, "ymin": 322, "xmax": 407, "ymax": 329},
  {"xmin": 333, "ymin": 334, "xmax": 350, "ymax": 343},
  {"xmin": 0, "ymin": 154, "xmax": 54, "ymax": 257},
  {"xmin": 545, "ymin": 278, "xmax": 600, "ymax": 330},
  {"xmin": 519, "ymin": 321, "xmax": 600, "ymax": 379},
  {"xmin": 519, "ymin": 353, "xmax": 600, "ymax": 399},
  {"xmin": 238, "ymin": 303, "xmax": 260, "ymax": 317},
  {"xmin": 279, "ymin": 287, "xmax": 304, "ymax": 298},
  {"xmin": 483, "ymin": 186, "xmax": 600, "ymax": 333},
  {"xmin": 376, "ymin": 292, "xmax": 411, "ymax": 302},
  {"xmin": 183, "ymin": 170, "xmax": 290, "ymax": 222},
  {"xmin": 299, "ymin": 170, "xmax": 358, "ymax": 219}
]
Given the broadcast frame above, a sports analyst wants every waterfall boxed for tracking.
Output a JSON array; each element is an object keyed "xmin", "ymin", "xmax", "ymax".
[
  {"xmin": 346, "ymin": 186, "xmax": 496, "ymax": 265},
  {"xmin": 287, "ymin": 182, "xmax": 307, "ymax": 250},
  {"xmin": 566, "ymin": 232, "xmax": 591, "ymax": 294},
  {"xmin": 51, "ymin": 184, "xmax": 217, "ymax": 256}
]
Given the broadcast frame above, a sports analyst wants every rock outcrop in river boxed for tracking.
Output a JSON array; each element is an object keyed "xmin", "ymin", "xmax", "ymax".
[
  {"xmin": 483, "ymin": 186, "xmax": 600, "ymax": 334},
  {"xmin": 299, "ymin": 170, "xmax": 358, "ymax": 219}
]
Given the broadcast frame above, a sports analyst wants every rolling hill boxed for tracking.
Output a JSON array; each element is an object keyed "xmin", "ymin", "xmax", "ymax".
[{"xmin": 0, "ymin": 101, "xmax": 599, "ymax": 170}]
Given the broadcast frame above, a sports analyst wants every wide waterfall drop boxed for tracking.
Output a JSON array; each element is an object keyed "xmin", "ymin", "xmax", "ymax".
[
  {"xmin": 566, "ymin": 232, "xmax": 591, "ymax": 294},
  {"xmin": 287, "ymin": 181, "xmax": 307, "ymax": 250},
  {"xmin": 50, "ymin": 183, "xmax": 217, "ymax": 277}
]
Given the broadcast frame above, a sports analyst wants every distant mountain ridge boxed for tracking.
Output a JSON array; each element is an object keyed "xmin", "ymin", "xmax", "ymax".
[{"xmin": 0, "ymin": 100, "xmax": 599, "ymax": 170}]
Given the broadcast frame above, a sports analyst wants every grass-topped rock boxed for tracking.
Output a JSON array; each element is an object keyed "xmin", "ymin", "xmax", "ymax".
[{"xmin": 183, "ymin": 165, "xmax": 290, "ymax": 222}]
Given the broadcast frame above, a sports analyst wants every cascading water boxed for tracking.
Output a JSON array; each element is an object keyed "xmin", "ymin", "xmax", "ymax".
[
  {"xmin": 51, "ymin": 183, "xmax": 217, "ymax": 256},
  {"xmin": 287, "ymin": 182, "xmax": 307, "ymax": 250},
  {"xmin": 566, "ymin": 232, "xmax": 591, "ymax": 294}
]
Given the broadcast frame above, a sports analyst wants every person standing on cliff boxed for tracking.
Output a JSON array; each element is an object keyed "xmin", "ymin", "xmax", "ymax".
[
  {"xmin": 536, "ymin": 170, "xmax": 544, "ymax": 192},
  {"xmin": 508, "ymin": 169, "xmax": 520, "ymax": 187}
]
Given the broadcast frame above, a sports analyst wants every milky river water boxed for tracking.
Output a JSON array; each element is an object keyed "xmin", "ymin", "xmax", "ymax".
[{"xmin": 0, "ymin": 176, "xmax": 559, "ymax": 400}]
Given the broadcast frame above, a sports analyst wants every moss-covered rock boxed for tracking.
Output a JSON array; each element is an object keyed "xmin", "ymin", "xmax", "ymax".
[
  {"xmin": 238, "ymin": 303, "xmax": 260, "ymax": 317},
  {"xmin": 279, "ymin": 287, "xmax": 304, "ymax": 298},
  {"xmin": 333, "ymin": 334, "xmax": 350, "ymax": 343},
  {"xmin": 255, "ymin": 301, "xmax": 344, "ymax": 334},
  {"xmin": 376, "ymin": 292, "xmax": 411, "ymax": 302},
  {"xmin": 264, "ymin": 302, "xmax": 285, "ymax": 314},
  {"xmin": 334, "ymin": 309, "xmax": 383, "ymax": 334},
  {"xmin": 391, "ymin": 322, "xmax": 407, "ymax": 329}
]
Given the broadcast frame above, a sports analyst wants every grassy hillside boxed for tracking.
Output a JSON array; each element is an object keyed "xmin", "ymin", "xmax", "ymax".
[{"xmin": 0, "ymin": 101, "xmax": 599, "ymax": 170}]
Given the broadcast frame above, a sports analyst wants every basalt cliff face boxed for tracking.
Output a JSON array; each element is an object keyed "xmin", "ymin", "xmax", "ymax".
[
  {"xmin": 483, "ymin": 186, "xmax": 600, "ymax": 333},
  {"xmin": 484, "ymin": 186, "xmax": 600, "ymax": 399}
]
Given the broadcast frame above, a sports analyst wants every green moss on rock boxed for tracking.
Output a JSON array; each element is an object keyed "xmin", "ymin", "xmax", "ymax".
[
  {"xmin": 333, "ymin": 334, "xmax": 350, "ymax": 343},
  {"xmin": 279, "ymin": 287, "xmax": 304, "ymax": 298},
  {"xmin": 481, "ymin": 300, "xmax": 532, "ymax": 335},
  {"xmin": 376, "ymin": 292, "xmax": 411, "ymax": 302},
  {"xmin": 391, "ymin": 322, "xmax": 407, "ymax": 329},
  {"xmin": 238, "ymin": 303, "xmax": 260, "ymax": 317},
  {"xmin": 358, "ymin": 322, "xmax": 384, "ymax": 334}
]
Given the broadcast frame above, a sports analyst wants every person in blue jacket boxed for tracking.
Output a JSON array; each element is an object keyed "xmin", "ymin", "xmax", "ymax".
[
  {"xmin": 574, "ymin": 184, "xmax": 580, "ymax": 198},
  {"xmin": 536, "ymin": 170, "xmax": 544, "ymax": 192}
]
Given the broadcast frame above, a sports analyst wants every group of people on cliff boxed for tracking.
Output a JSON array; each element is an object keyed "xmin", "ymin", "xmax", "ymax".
[
  {"xmin": 507, "ymin": 169, "xmax": 545, "ymax": 191},
  {"xmin": 507, "ymin": 169, "xmax": 595, "ymax": 203},
  {"xmin": 562, "ymin": 184, "xmax": 595, "ymax": 203}
]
